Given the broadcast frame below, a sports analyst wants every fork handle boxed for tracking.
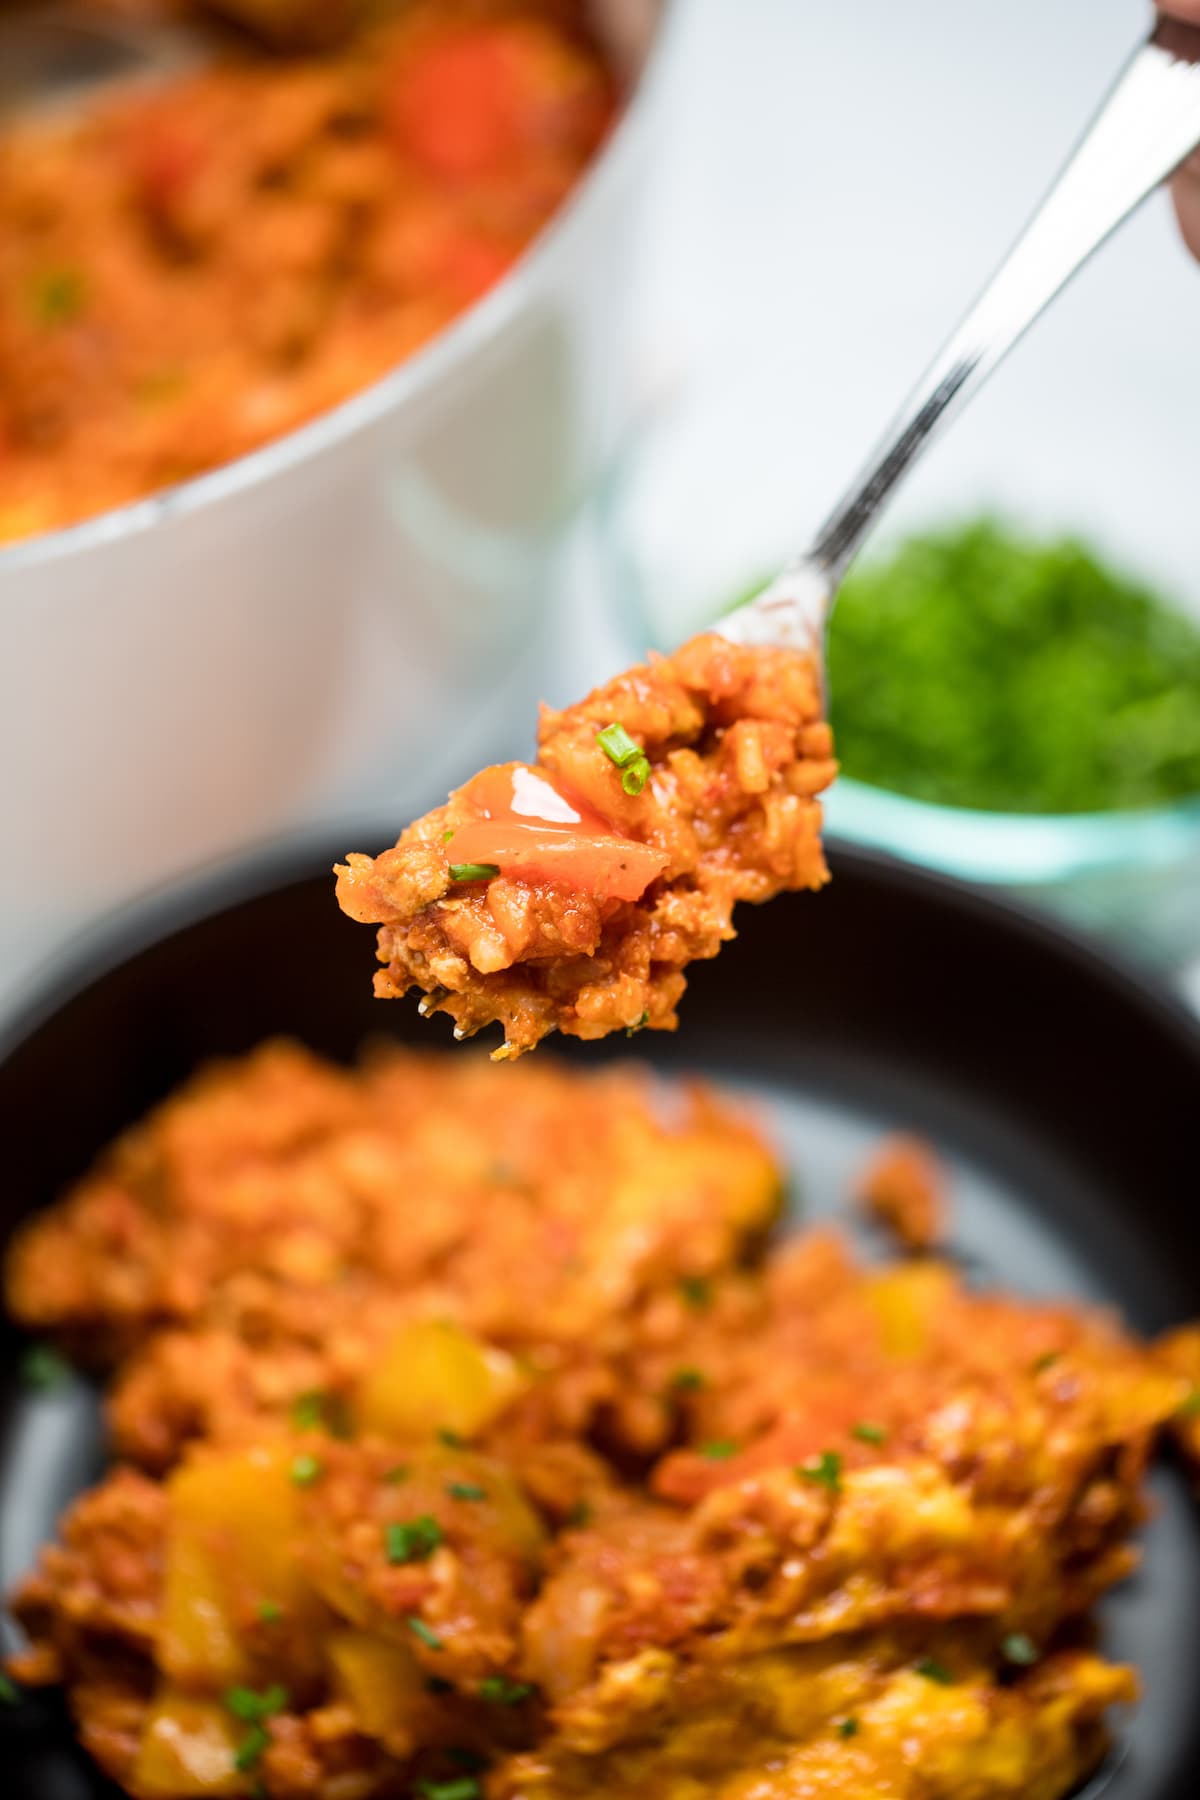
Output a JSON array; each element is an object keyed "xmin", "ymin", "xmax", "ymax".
[{"xmin": 807, "ymin": 16, "xmax": 1200, "ymax": 588}]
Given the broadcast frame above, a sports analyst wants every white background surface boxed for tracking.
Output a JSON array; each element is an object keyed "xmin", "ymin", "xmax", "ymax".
[{"xmin": 628, "ymin": 0, "xmax": 1198, "ymax": 609}]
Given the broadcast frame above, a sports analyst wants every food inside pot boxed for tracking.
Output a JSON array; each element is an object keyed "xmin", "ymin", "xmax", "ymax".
[{"xmin": 0, "ymin": 0, "xmax": 617, "ymax": 543}]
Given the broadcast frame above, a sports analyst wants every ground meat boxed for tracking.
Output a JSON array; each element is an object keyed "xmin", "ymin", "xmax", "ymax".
[
  {"xmin": 4, "ymin": 1047, "xmax": 1193, "ymax": 1800},
  {"xmin": 856, "ymin": 1133, "xmax": 947, "ymax": 1251},
  {"xmin": 6, "ymin": 1042, "xmax": 781, "ymax": 1389},
  {"xmin": 0, "ymin": 0, "xmax": 615, "ymax": 542},
  {"xmin": 336, "ymin": 633, "xmax": 836, "ymax": 1058}
]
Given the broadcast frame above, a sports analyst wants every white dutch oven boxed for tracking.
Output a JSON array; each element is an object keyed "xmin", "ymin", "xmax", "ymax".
[{"xmin": 0, "ymin": 0, "xmax": 673, "ymax": 1008}]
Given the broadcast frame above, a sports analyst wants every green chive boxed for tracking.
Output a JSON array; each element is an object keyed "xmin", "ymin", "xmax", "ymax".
[
  {"xmin": 416, "ymin": 1779, "xmax": 481, "ymax": 1800},
  {"xmin": 225, "ymin": 1684, "xmax": 288, "ymax": 1723},
  {"xmin": 620, "ymin": 756, "xmax": 651, "ymax": 796},
  {"xmin": 290, "ymin": 1391, "xmax": 326, "ymax": 1431},
  {"xmin": 441, "ymin": 828, "xmax": 455, "ymax": 843},
  {"xmin": 233, "ymin": 1724, "xmax": 270, "ymax": 1773},
  {"xmin": 914, "ymin": 1656, "xmax": 954, "ymax": 1685},
  {"xmin": 447, "ymin": 1482, "xmax": 486, "ymax": 1502},
  {"xmin": 407, "ymin": 1616, "xmax": 445, "ymax": 1652},
  {"xmin": 0, "ymin": 1674, "xmax": 20, "ymax": 1705},
  {"xmin": 670, "ymin": 1368, "xmax": 705, "ymax": 1393},
  {"xmin": 384, "ymin": 1464, "xmax": 410, "ymax": 1484},
  {"xmin": 596, "ymin": 722, "xmax": 642, "ymax": 767},
  {"xmin": 438, "ymin": 1429, "xmax": 467, "ymax": 1449},
  {"xmin": 850, "ymin": 1421, "xmax": 887, "ymax": 1446},
  {"xmin": 32, "ymin": 268, "xmax": 86, "ymax": 326},
  {"xmin": 1032, "ymin": 1351, "xmax": 1061, "ymax": 1374},
  {"xmin": 479, "ymin": 1675, "xmax": 533, "ymax": 1706},
  {"xmin": 625, "ymin": 1008, "xmax": 650, "ymax": 1038},
  {"xmin": 565, "ymin": 1499, "xmax": 592, "ymax": 1528},
  {"xmin": 257, "ymin": 1601, "xmax": 283, "ymax": 1624},
  {"xmin": 701, "ymin": 1439, "xmax": 738, "ymax": 1461},
  {"xmin": 448, "ymin": 863, "xmax": 499, "ymax": 883},
  {"xmin": 796, "ymin": 1450, "xmax": 842, "ymax": 1493},
  {"xmin": 678, "ymin": 1275, "xmax": 712, "ymax": 1311},
  {"xmin": 386, "ymin": 1516, "xmax": 444, "ymax": 1564},
  {"xmin": 21, "ymin": 1343, "xmax": 70, "ymax": 1391},
  {"xmin": 289, "ymin": 1453, "xmax": 322, "ymax": 1487},
  {"xmin": 1001, "ymin": 1633, "xmax": 1039, "ymax": 1667},
  {"xmin": 837, "ymin": 1716, "xmax": 859, "ymax": 1738},
  {"xmin": 1177, "ymin": 1388, "xmax": 1200, "ymax": 1419}
]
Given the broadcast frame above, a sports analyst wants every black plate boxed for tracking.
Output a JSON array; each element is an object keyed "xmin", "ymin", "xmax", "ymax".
[{"xmin": 0, "ymin": 835, "xmax": 1197, "ymax": 1798}]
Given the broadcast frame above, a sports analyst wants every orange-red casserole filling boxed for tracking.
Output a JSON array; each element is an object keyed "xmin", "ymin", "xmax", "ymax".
[
  {"xmin": 0, "ymin": 0, "xmax": 615, "ymax": 541},
  {"xmin": 336, "ymin": 632, "xmax": 838, "ymax": 1056},
  {"xmin": 5, "ymin": 1046, "xmax": 1198, "ymax": 1799}
]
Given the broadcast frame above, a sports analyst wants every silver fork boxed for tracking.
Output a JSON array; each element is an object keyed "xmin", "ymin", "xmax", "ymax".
[{"xmin": 721, "ymin": 14, "xmax": 1200, "ymax": 658}]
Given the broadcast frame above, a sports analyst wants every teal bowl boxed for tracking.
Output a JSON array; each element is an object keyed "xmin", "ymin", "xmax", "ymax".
[{"xmin": 825, "ymin": 778, "xmax": 1200, "ymax": 968}]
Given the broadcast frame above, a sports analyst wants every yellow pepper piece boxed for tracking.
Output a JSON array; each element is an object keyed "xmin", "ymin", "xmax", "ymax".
[
  {"xmin": 161, "ymin": 1444, "xmax": 313, "ymax": 1687},
  {"xmin": 867, "ymin": 1262, "xmax": 955, "ymax": 1357},
  {"xmin": 328, "ymin": 1629, "xmax": 427, "ymax": 1751},
  {"xmin": 131, "ymin": 1690, "xmax": 248, "ymax": 1798},
  {"xmin": 355, "ymin": 1319, "xmax": 521, "ymax": 1440}
]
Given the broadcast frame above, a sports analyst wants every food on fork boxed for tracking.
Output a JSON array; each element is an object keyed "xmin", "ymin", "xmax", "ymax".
[{"xmin": 336, "ymin": 632, "xmax": 837, "ymax": 1058}]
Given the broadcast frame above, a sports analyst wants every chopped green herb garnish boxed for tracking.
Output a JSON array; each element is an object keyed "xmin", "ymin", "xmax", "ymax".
[
  {"xmin": 596, "ymin": 722, "xmax": 642, "ymax": 766},
  {"xmin": 828, "ymin": 519, "xmax": 1200, "ymax": 814},
  {"xmin": 851, "ymin": 1421, "xmax": 887, "ymax": 1446},
  {"xmin": 233, "ymin": 1724, "xmax": 271, "ymax": 1773},
  {"xmin": 290, "ymin": 1390, "xmax": 327, "ymax": 1430},
  {"xmin": 448, "ymin": 862, "xmax": 499, "ymax": 883},
  {"xmin": 384, "ymin": 1464, "xmax": 411, "ymax": 1484},
  {"xmin": 700, "ymin": 1439, "xmax": 738, "ymax": 1461},
  {"xmin": 257, "ymin": 1601, "xmax": 283, "ymax": 1624},
  {"xmin": 227, "ymin": 1682, "xmax": 288, "ymax": 1767},
  {"xmin": 621, "ymin": 757, "xmax": 651, "ymax": 796},
  {"xmin": 407, "ymin": 1616, "xmax": 445, "ymax": 1652},
  {"xmin": 32, "ymin": 268, "xmax": 86, "ymax": 327},
  {"xmin": 565, "ymin": 1500, "xmax": 592, "ymax": 1528},
  {"xmin": 626, "ymin": 1009, "xmax": 650, "ymax": 1037},
  {"xmin": 670, "ymin": 1368, "xmax": 705, "ymax": 1393},
  {"xmin": 289, "ymin": 1453, "xmax": 323, "ymax": 1487},
  {"xmin": 479, "ymin": 1675, "xmax": 533, "ymax": 1706},
  {"xmin": 596, "ymin": 722, "xmax": 651, "ymax": 796},
  {"xmin": 21, "ymin": 1343, "xmax": 70, "ymax": 1391},
  {"xmin": 442, "ymin": 828, "xmax": 455, "ymax": 843},
  {"xmin": 0, "ymin": 1674, "xmax": 21, "ymax": 1705},
  {"xmin": 914, "ymin": 1656, "xmax": 954, "ymax": 1685},
  {"xmin": 447, "ymin": 1482, "xmax": 487, "ymax": 1502},
  {"xmin": 796, "ymin": 1450, "xmax": 842, "ymax": 1493},
  {"xmin": 1001, "ymin": 1633, "xmax": 1039, "ymax": 1667},
  {"xmin": 678, "ymin": 1275, "xmax": 712, "ymax": 1311},
  {"xmin": 1032, "ymin": 1352, "xmax": 1061, "ymax": 1374},
  {"xmin": 415, "ymin": 1779, "xmax": 481, "ymax": 1800},
  {"xmin": 386, "ymin": 1516, "xmax": 444, "ymax": 1564},
  {"xmin": 1177, "ymin": 1388, "xmax": 1200, "ymax": 1419},
  {"xmin": 225, "ymin": 1684, "xmax": 288, "ymax": 1724},
  {"xmin": 439, "ymin": 1429, "xmax": 467, "ymax": 1449},
  {"xmin": 837, "ymin": 1716, "xmax": 859, "ymax": 1739}
]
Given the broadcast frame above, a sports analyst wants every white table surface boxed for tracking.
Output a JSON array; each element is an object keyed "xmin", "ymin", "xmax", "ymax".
[{"xmin": 634, "ymin": 0, "xmax": 1198, "ymax": 601}]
